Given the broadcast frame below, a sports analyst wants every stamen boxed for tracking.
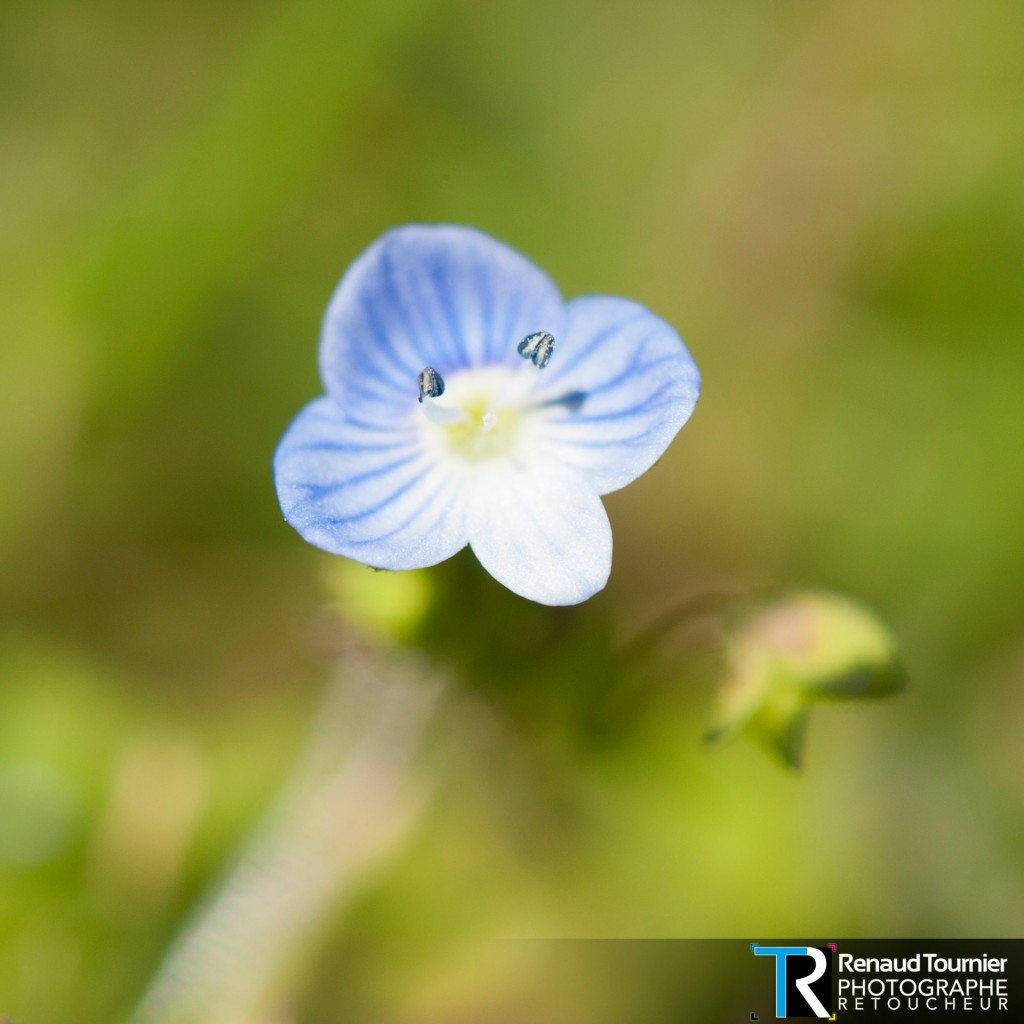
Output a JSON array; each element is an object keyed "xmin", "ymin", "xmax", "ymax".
[
  {"xmin": 481, "ymin": 412, "xmax": 497, "ymax": 432},
  {"xmin": 418, "ymin": 366, "xmax": 445, "ymax": 402},
  {"xmin": 517, "ymin": 331, "xmax": 555, "ymax": 369}
]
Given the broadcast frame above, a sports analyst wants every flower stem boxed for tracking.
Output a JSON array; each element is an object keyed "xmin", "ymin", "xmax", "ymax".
[
  {"xmin": 130, "ymin": 645, "xmax": 443, "ymax": 1024},
  {"xmin": 617, "ymin": 588, "xmax": 742, "ymax": 664}
]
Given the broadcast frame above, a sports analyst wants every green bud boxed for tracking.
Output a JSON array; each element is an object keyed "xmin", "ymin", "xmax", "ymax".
[
  {"xmin": 325, "ymin": 561, "xmax": 433, "ymax": 642},
  {"xmin": 709, "ymin": 591, "xmax": 905, "ymax": 768}
]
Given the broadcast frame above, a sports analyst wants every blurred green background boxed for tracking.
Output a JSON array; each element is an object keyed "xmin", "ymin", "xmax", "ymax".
[{"xmin": 2, "ymin": 0, "xmax": 1023, "ymax": 1021}]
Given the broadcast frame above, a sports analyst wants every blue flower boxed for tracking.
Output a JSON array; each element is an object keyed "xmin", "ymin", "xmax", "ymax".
[{"xmin": 274, "ymin": 225, "xmax": 700, "ymax": 606}]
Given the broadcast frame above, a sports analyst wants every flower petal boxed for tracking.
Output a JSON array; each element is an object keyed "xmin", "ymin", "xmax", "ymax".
[
  {"xmin": 467, "ymin": 465, "xmax": 612, "ymax": 606},
  {"xmin": 537, "ymin": 296, "xmax": 700, "ymax": 494},
  {"xmin": 320, "ymin": 225, "xmax": 565, "ymax": 421},
  {"xmin": 274, "ymin": 397, "xmax": 469, "ymax": 569}
]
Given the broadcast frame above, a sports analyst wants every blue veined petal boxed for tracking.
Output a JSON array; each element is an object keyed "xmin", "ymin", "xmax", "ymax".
[
  {"xmin": 536, "ymin": 296, "xmax": 700, "ymax": 495},
  {"xmin": 319, "ymin": 225, "xmax": 566, "ymax": 421},
  {"xmin": 273, "ymin": 397, "xmax": 469, "ymax": 570},
  {"xmin": 467, "ymin": 464, "xmax": 612, "ymax": 606}
]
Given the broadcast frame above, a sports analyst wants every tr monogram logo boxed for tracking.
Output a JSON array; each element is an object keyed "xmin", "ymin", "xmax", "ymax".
[{"xmin": 752, "ymin": 943, "xmax": 836, "ymax": 1019}]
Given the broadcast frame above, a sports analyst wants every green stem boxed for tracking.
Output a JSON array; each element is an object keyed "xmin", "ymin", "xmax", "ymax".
[
  {"xmin": 617, "ymin": 588, "xmax": 741, "ymax": 664},
  {"xmin": 130, "ymin": 645, "xmax": 443, "ymax": 1024}
]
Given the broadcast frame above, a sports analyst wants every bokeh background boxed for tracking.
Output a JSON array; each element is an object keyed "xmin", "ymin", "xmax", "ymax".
[{"xmin": 2, "ymin": 0, "xmax": 1022, "ymax": 1021}]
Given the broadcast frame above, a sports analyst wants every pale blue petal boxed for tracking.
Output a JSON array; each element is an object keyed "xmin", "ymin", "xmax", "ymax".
[
  {"xmin": 536, "ymin": 296, "xmax": 700, "ymax": 495},
  {"xmin": 319, "ymin": 225, "xmax": 565, "ymax": 421},
  {"xmin": 467, "ymin": 466, "xmax": 612, "ymax": 606},
  {"xmin": 274, "ymin": 397, "xmax": 469, "ymax": 569}
]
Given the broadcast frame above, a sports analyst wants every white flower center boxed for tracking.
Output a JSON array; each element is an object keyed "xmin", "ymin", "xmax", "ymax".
[{"xmin": 418, "ymin": 365, "xmax": 544, "ymax": 465}]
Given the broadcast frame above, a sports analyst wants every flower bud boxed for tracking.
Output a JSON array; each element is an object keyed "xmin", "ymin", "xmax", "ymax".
[
  {"xmin": 327, "ymin": 562, "xmax": 433, "ymax": 642},
  {"xmin": 710, "ymin": 591, "xmax": 905, "ymax": 767}
]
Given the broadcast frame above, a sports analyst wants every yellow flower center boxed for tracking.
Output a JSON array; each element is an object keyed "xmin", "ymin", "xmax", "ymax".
[
  {"xmin": 420, "ymin": 366, "xmax": 536, "ymax": 465},
  {"xmin": 444, "ymin": 399, "xmax": 520, "ymax": 460}
]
